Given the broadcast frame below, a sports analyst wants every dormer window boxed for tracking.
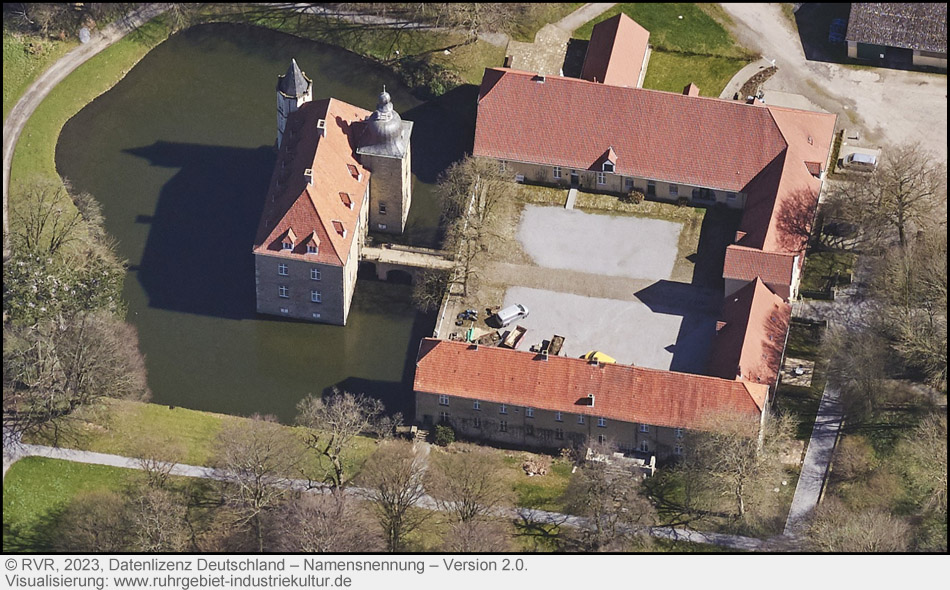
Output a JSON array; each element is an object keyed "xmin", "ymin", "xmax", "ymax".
[
  {"xmin": 307, "ymin": 244, "xmax": 318, "ymax": 254},
  {"xmin": 281, "ymin": 228, "xmax": 296, "ymax": 251},
  {"xmin": 603, "ymin": 161, "xmax": 614, "ymax": 173},
  {"xmin": 332, "ymin": 220, "xmax": 347, "ymax": 238},
  {"xmin": 282, "ymin": 241, "xmax": 293, "ymax": 250},
  {"xmin": 339, "ymin": 192, "xmax": 353, "ymax": 209},
  {"xmin": 346, "ymin": 164, "xmax": 362, "ymax": 182}
]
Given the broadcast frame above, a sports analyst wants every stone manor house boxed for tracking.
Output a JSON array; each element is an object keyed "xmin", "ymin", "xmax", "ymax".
[
  {"xmin": 414, "ymin": 14, "xmax": 837, "ymax": 460},
  {"xmin": 253, "ymin": 60, "xmax": 413, "ymax": 325}
]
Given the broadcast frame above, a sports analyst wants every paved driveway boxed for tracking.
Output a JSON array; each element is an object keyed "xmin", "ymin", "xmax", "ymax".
[{"xmin": 719, "ymin": 3, "xmax": 948, "ymax": 161}]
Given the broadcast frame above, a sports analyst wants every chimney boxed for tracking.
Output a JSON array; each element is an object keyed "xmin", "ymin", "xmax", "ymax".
[
  {"xmin": 316, "ymin": 118, "xmax": 326, "ymax": 138},
  {"xmin": 304, "ymin": 168, "xmax": 313, "ymax": 185}
]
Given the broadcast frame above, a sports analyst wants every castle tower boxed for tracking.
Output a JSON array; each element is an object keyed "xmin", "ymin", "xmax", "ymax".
[
  {"xmin": 276, "ymin": 58, "xmax": 312, "ymax": 149},
  {"xmin": 356, "ymin": 89, "xmax": 413, "ymax": 234}
]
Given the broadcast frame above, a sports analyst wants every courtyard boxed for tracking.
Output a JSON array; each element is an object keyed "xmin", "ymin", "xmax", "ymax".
[{"xmin": 442, "ymin": 189, "xmax": 739, "ymax": 376}]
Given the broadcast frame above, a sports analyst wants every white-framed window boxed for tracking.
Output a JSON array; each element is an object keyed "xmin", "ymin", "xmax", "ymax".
[
  {"xmin": 674, "ymin": 445, "xmax": 684, "ymax": 456},
  {"xmin": 555, "ymin": 428, "xmax": 564, "ymax": 440},
  {"xmin": 307, "ymin": 244, "xmax": 318, "ymax": 254},
  {"xmin": 310, "ymin": 268, "xmax": 321, "ymax": 281},
  {"xmin": 624, "ymin": 177, "xmax": 634, "ymax": 190},
  {"xmin": 278, "ymin": 285, "xmax": 289, "ymax": 298},
  {"xmin": 278, "ymin": 262, "xmax": 288, "ymax": 276},
  {"xmin": 440, "ymin": 411, "xmax": 449, "ymax": 422},
  {"xmin": 311, "ymin": 290, "xmax": 322, "ymax": 303},
  {"xmin": 639, "ymin": 440, "xmax": 649, "ymax": 452},
  {"xmin": 577, "ymin": 415, "xmax": 585, "ymax": 425},
  {"xmin": 675, "ymin": 427, "xmax": 684, "ymax": 439},
  {"xmin": 639, "ymin": 424, "xmax": 649, "ymax": 433},
  {"xmin": 378, "ymin": 203, "xmax": 387, "ymax": 215},
  {"xmin": 499, "ymin": 403, "xmax": 507, "ymax": 415},
  {"xmin": 525, "ymin": 407, "xmax": 534, "ymax": 418},
  {"xmin": 596, "ymin": 172, "xmax": 606, "ymax": 185},
  {"xmin": 598, "ymin": 434, "xmax": 607, "ymax": 444},
  {"xmin": 378, "ymin": 223, "xmax": 388, "ymax": 230},
  {"xmin": 473, "ymin": 416, "xmax": 482, "ymax": 429},
  {"xmin": 515, "ymin": 174, "xmax": 525, "ymax": 183},
  {"xmin": 312, "ymin": 312, "xmax": 321, "ymax": 319},
  {"xmin": 279, "ymin": 307, "xmax": 289, "ymax": 314},
  {"xmin": 553, "ymin": 166, "xmax": 561, "ymax": 179},
  {"xmin": 555, "ymin": 411, "xmax": 563, "ymax": 422},
  {"xmin": 282, "ymin": 241, "xmax": 293, "ymax": 251},
  {"xmin": 499, "ymin": 420, "xmax": 508, "ymax": 433},
  {"xmin": 499, "ymin": 160, "xmax": 508, "ymax": 173},
  {"xmin": 473, "ymin": 400, "xmax": 480, "ymax": 411},
  {"xmin": 439, "ymin": 394, "xmax": 449, "ymax": 406},
  {"xmin": 597, "ymin": 417, "xmax": 606, "ymax": 428},
  {"xmin": 603, "ymin": 162, "xmax": 614, "ymax": 173},
  {"xmin": 668, "ymin": 184, "xmax": 678, "ymax": 197}
]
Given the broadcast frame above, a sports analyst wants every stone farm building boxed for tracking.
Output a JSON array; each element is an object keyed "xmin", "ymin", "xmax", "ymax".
[
  {"xmin": 414, "ymin": 15, "xmax": 836, "ymax": 459},
  {"xmin": 253, "ymin": 60, "xmax": 412, "ymax": 325}
]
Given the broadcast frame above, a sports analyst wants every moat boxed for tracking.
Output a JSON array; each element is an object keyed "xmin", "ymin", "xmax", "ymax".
[{"xmin": 55, "ymin": 24, "xmax": 476, "ymax": 420}]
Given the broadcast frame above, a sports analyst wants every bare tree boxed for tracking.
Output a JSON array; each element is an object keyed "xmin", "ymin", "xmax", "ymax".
[
  {"xmin": 823, "ymin": 325, "xmax": 896, "ymax": 421},
  {"xmin": 561, "ymin": 460, "xmax": 656, "ymax": 551},
  {"xmin": 3, "ymin": 312, "xmax": 149, "ymax": 447},
  {"xmin": 426, "ymin": 444, "xmax": 513, "ymax": 522},
  {"xmin": 440, "ymin": 519, "xmax": 513, "ymax": 552},
  {"xmin": 131, "ymin": 434, "xmax": 186, "ymax": 489},
  {"xmin": 439, "ymin": 156, "xmax": 517, "ymax": 296},
  {"xmin": 872, "ymin": 232, "xmax": 947, "ymax": 388},
  {"xmin": 126, "ymin": 487, "xmax": 191, "ymax": 552},
  {"xmin": 898, "ymin": 413, "xmax": 947, "ymax": 516},
  {"xmin": 55, "ymin": 490, "xmax": 131, "ymax": 552},
  {"xmin": 808, "ymin": 496, "xmax": 911, "ymax": 552},
  {"xmin": 681, "ymin": 412, "xmax": 795, "ymax": 519},
  {"xmin": 411, "ymin": 269, "xmax": 448, "ymax": 312},
  {"xmin": 10, "ymin": 177, "xmax": 82, "ymax": 257},
  {"xmin": 212, "ymin": 415, "xmax": 304, "ymax": 553},
  {"xmin": 296, "ymin": 390, "xmax": 384, "ymax": 489},
  {"xmin": 828, "ymin": 142, "xmax": 947, "ymax": 250},
  {"xmin": 273, "ymin": 491, "xmax": 384, "ymax": 553},
  {"xmin": 357, "ymin": 440, "xmax": 430, "ymax": 552}
]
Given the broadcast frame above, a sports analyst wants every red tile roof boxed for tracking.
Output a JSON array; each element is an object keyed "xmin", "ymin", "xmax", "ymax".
[
  {"xmin": 414, "ymin": 338, "xmax": 767, "ymax": 431},
  {"xmin": 708, "ymin": 278, "xmax": 791, "ymax": 386},
  {"xmin": 723, "ymin": 244, "xmax": 797, "ymax": 285},
  {"xmin": 253, "ymin": 98, "xmax": 371, "ymax": 266},
  {"xmin": 581, "ymin": 13, "xmax": 650, "ymax": 88},
  {"xmin": 474, "ymin": 68, "xmax": 788, "ymax": 192}
]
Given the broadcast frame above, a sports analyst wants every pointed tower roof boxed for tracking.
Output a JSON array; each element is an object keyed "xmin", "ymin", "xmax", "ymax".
[{"xmin": 277, "ymin": 58, "xmax": 311, "ymax": 97}]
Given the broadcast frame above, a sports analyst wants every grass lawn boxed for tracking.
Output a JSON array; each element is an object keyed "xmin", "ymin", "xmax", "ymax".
[
  {"xmin": 509, "ymin": 3, "xmax": 584, "ymax": 42},
  {"xmin": 3, "ymin": 32, "xmax": 78, "ymax": 121},
  {"xmin": 643, "ymin": 51, "xmax": 749, "ymax": 96},
  {"xmin": 3, "ymin": 457, "xmax": 130, "ymax": 552},
  {"xmin": 800, "ymin": 250, "xmax": 856, "ymax": 293},
  {"xmin": 505, "ymin": 456, "xmax": 573, "ymax": 512},
  {"xmin": 775, "ymin": 321, "xmax": 828, "ymax": 439},
  {"xmin": 572, "ymin": 3, "xmax": 754, "ymax": 98}
]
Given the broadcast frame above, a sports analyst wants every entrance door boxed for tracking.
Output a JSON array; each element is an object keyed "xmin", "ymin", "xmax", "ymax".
[{"xmin": 570, "ymin": 170, "xmax": 579, "ymax": 186}]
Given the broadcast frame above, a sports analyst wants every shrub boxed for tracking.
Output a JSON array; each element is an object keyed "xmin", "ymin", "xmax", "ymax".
[
  {"xmin": 433, "ymin": 424, "xmax": 455, "ymax": 447},
  {"xmin": 628, "ymin": 190, "xmax": 645, "ymax": 204}
]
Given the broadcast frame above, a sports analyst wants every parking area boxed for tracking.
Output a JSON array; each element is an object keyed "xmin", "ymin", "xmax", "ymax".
[{"xmin": 516, "ymin": 205, "xmax": 681, "ymax": 280}]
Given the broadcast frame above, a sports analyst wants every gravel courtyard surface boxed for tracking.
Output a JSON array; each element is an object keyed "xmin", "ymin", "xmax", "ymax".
[
  {"xmin": 516, "ymin": 205, "xmax": 682, "ymax": 280},
  {"xmin": 502, "ymin": 286, "xmax": 718, "ymax": 372}
]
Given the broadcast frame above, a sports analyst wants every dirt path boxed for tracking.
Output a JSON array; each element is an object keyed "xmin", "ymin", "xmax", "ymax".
[
  {"xmin": 718, "ymin": 3, "xmax": 947, "ymax": 161},
  {"xmin": 2, "ymin": 4, "xmax": 171, "ymax": 262}
]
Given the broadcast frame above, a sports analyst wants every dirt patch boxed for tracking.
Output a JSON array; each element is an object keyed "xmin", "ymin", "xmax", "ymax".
[{"xmin": 740, "ymin": 65, "xmax": 777, "ymax": 98}]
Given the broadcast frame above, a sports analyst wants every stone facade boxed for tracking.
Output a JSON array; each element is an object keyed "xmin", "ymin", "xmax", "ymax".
[
  {"xmin": 416, "ymin": 391, "xmax": 688, "ymax": 459},
  {"xmin": 501, "ymin": 159, "xmax": 748, "ymax": 209},
  {"xmin": 362, "ymin": 149, "xmax": 413, "ymax": 234}
]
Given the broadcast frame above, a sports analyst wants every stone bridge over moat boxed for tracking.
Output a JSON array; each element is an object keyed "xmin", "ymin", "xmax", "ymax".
[{"xmin": 361, "ymin": 243, "xmax": 454, "ymax": 282}]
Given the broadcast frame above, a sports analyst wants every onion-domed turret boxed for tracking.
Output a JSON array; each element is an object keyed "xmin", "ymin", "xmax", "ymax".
[{"xmin": 358, "ymin": 88, "xmax": 409, "ymax": 158}]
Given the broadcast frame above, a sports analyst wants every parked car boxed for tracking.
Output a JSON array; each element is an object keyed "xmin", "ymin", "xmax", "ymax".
[
  {"xmin": 494, "ymin": 303, "xmax": 529, "ymax": 327},
  {"xmin": 841, "ymin": 151, "xmax": 878, "ymax": 172}
]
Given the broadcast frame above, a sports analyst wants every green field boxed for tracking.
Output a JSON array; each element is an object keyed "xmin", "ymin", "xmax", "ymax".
[
  {"xmin": 572, "ymin": 3, "xmax": 755, "ymax": 97},
  {"xmin": 3, "ymin": 458, "xmax": 130, "ymax": 552},
  {"xmin": 3, "ymin": 32, "xmax": 78, "ymax": 121}
]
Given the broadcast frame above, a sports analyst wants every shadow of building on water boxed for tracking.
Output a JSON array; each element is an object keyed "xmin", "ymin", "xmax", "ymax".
[{"xmin": 124, "ymin": 141, "xmax": 275, "ymax": 320}]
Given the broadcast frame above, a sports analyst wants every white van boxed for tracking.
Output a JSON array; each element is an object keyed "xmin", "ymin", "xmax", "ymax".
[
  {"xmin": 495, "ymin": 304, "xmax": 529, "ymax": 327},
  {"xmin": 842, "ymin": 151, "xmax": 877, "ymax": 172}
]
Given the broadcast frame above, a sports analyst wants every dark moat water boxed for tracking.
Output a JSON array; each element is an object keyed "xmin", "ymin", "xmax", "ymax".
[{"xmin": 55, "ymin": 24, "xmax": 477, "ymax": 420}]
